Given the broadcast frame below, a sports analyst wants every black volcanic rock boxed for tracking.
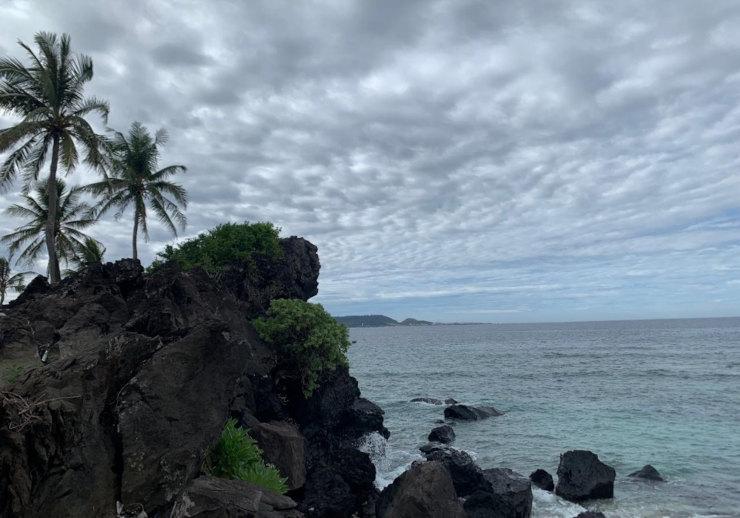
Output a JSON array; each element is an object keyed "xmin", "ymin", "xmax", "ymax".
[
  {"xmin": 426, "ymin": 447, "xmax": 487, "ymax": 497},
  {"xmin": 376, "ymin": 461, "xmax": 465, "ymax": 518},
  {"xmin": 0, "ymin": 238, "xmax": 385, "ymax": 518},
  {"xmin": 463, "ymin": 468, "xmax": 533, "ymax": 518},
  {"xmin": 411, "ymin": 397, "xmax": 443, "ymax": 405},
  {"xmin": 529, "ymin": 468, "xmax": 555, "ymax": 491},
  {"xmin": 555, "ymin": 450, "xmax": 616, "ymax": 502},
  {"xmin": 628, "ymin": 464, "xmax": 664, "ymax": 481},
  {"xmin": 428, "ymin": 424, "xmax": 455, "ymax": 444},
  {"xmin": 574, "ymin": 512, "xmax": 606, "ymax": 518},
  {"xmin": 444, "ymin": 404, "xmax": 503, "ymax": 421}
]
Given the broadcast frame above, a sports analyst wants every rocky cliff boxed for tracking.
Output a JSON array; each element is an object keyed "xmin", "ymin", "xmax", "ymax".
[{"xmin": 0, "ymin": 237, "xmax": 387, "ymax": 518}]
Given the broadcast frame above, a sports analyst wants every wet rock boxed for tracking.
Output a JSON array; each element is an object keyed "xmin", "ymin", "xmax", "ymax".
[
  {"xmin": 170, "ymin": 476, "xmax": 303, "ymax": 517},
  {"xmin": 555, "ymin": 450, "xmax": 615, "ymax": 502},
  {"xmin": 419, "ymin": 442, "xmax": 451, "ymax": 455},
  {"xmin": 376, "ymin": 461, "xmax": 465, "ymax": 518},
  {"xmin": 529, "ymin": 468, "xmax": 554, "ymax": 491},
  {"xmin": 444, "ymin": 404, "xmax": 503, "ymax": 421},
  {"xmin": 426, "ymin": 447, "xmax": 487, "ymax": 497},
  {"xmin": 628, "ymin": 464, "xmax": 664, "ymax": 481},
  {"xmin": 252, "ymin": 421, "xmax": 306, "ymax": 490},
  {"xmin": 411, "ymin": 397, "xmax": 443, "ymax": 405},
  {"xmin": 463, "ymin": 468, "xmax": 533, "ymax": 518},
  {"xmin": 428, "ymin": 424, "xmax": 455, "ymax": 444},
  {"xmin": 444, "ymin": 398, "xmax": 458, "ymax": 405},
  {"xmin": 573, "ymin": 512, "xmax": 606, "ymax": 518}
]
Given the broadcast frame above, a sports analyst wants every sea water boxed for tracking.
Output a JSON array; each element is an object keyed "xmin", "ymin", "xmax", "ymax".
[{"xmin": 348, "ymin": 318, "xmax": 740, "ymax": 517}]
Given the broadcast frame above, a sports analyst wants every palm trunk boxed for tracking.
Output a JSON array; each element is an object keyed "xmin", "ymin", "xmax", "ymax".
[
  {"xmin": 132, "ymin": 210, "xmax": 139, "ymax": 261},
  {"xmin": 45, "ymin": 134, "xmax": 62, "ymax": 284}
]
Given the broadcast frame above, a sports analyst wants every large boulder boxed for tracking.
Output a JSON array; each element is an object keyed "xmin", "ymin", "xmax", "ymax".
[
  {"xmin": 426, "ymin": 447, "xmax": 486, "ymax": 497},
  {"xmin": 463, "ymin": 468, "xmax": 532, "ymax": 518},
  {"xmin": 555, "ymin": 450, "xmax": 615, "ymax": 502},
  {"xmin": 628, "ymin": 464, "xmax": 664, "ymax": 481},
  {"xmin": 444, "ymin": 404, "xmax": 502, "ymax": 421},
  {"xmin": 376, "ymin": 461, "xmax": 466, "ymax": 518},
  {"xmin": 251, "ymin": 421, "xmax": 306, "ymax": 490},
  {"xmin": 428, "ymin": 424, "xmax": 455, "ymax": 444},
  {"xmin": 529, "ymin": 468, "xmax": 554, "ymax": 491},
  {"xmin": 170, "ymin": 476, "xmax": 303, "ymax": 517}
]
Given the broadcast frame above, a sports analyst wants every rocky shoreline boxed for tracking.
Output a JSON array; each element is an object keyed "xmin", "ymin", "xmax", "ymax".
[{"xmin": 0, "ymin": 237, "xmax": 664, "ymax": 518}]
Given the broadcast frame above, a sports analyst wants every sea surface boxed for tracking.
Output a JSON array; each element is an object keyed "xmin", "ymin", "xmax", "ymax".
[{"xmin": 348, "ymin": 318, "xmax": 740, "ymax": 517}]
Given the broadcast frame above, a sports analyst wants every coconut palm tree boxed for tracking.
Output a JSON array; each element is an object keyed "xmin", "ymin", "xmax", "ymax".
[
  {"xmin": 0, "ymin": 257, "xmax": 31, "ymax": 304},
  {"xmin": 67, "ymin": 236, "xmax": 105, "ymax": 273},
  {"xmin": 0, "ymin": 32, "xmax": 109, "ymax": 283},
  {"xmin": 84, "ymin": 122, "xmax": 187, "ymax": 261},
  {"xmin": 1, "ymin": 178, "xmax": 99, "ymax": 271}
]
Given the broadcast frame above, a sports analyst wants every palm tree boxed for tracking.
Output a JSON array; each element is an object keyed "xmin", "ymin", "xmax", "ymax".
[
  {"xmin": 0, "ymin": 32, "xmax": 109, "ymax": 284},
  {"xmin": 1, "ymin": 178, "xmax": 99, "ymax": 271},
  {"xmin": 0, "ymin": 257, "xmax": 31, "ymax": 304},
  {"xmin": 67, "ymin": 236, "xmax": 105, "ymax": 273},
  {"xmin": 84, "ymin": 122, "xmax": 187, "ymax": 261}
]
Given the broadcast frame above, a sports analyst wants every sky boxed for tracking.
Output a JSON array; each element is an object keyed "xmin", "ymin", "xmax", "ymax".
[{"xmin": 1, "ymin": 0, "xmax": 739, "ymax": 323}]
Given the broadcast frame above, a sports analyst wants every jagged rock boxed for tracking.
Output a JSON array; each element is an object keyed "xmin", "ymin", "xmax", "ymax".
[
  {"xmin": 419, "ymin": 442, "xmax": 451, "ymax": 455},
  {"xmin": 170, "ymin": 476, "xmax": 303, "ymax": 517},
  {"xmin": 376, "ymin": 461, "xmax": 466, "ymax": 518},
  {"xmin": 444, "ymin": 404, "xmax": 502, "ymax": 421},
  {"xmin": 0, "ymin": 239, "xmax": 384, "ymax": 518},
  {"xmin": 428, "ymin": 424, "xmax": 455, "ymax": 444},
  {"xmin": 426, "ymin": 447, "xmax": 487, "ymax": 497},
  {"xmin": 444, "ymin": 398, "xmax": 458, "ymax": 405},
  {"xmin": 628, "ymin": 464, "xmax": 664, "ymax": 481},
  {"xmin": 529, "ymin": 468, "xmax": 554, "ymax": 491},
  {"xmin": 573, "ymin": 512, "xmax": 606, "ymax": 518},
  {"xmin": 411, "ymin": 397, "xmax": 443, "ymax": 405},
  {"xmin": 463, "ymin": 468, "xmax": 532, "ymax": 518},
  {"xmin": 252, "ymin": 421, "xmax": 306, "ymax": 490},
  {"xmin": 555, "ymin": 450, "xmax": 615, "ymax": 502}
]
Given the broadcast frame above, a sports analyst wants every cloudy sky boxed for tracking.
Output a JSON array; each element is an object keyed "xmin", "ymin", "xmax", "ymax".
[{"xmin": 1, "ymin": 0, "xmax": 739, "ymax": 322}]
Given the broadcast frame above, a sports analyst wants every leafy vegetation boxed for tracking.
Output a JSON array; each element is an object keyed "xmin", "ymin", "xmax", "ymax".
[
  {"xmin": 253, "ymin": 299, "xmax": 350, "ymax": 397},
  {"xmin": 0, "ymin": 257, "xmax": 29, "ymax": 304},
  {"xmin": 0, "ymin": 32, "xmax": 109, "ymax": 283},
  {"xmin": 151, "ymin": 222, "xmax": 281, "ymax": 273},
  {"xmin": 205, "ymin": 418, "xmax": 287, "ymax": 494},
  {"xmin": 84, "ymin": 122, "xmax": 187, "ymax": 261},
  {"xmin": 66, "ymin": 237, "xmax": 106, "ymax": 274},
  {"xmin": 1, "ymin": 179, "xmax": 99, "ymax": 272}
]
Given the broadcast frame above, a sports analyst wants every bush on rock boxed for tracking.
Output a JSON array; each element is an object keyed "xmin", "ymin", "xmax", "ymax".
[
  {"xmin": 253, "ymin": 298, "xmax": 350, "ymax": 397},
  {"xmin": 205, "ymin": 418, "xmax": 288, "ymax": 495}
]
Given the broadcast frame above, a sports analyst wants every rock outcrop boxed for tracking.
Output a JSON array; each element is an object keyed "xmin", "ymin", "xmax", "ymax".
[
  {"xmin": 444, "ymin": 404, "xmax": 502, "ymax": 421},
  {"xmin": 628, "ymin": 464, "xmax": 664, "ymax": 481},
  {"xmin": 529, "ymin": 468, "xmax": 554, "ymax": 491},
  {"xmin": 425, "ymin": 447, "xmax": 486, "ymax": 497},
  {"xmin": 555, "ymin": 450, "xmax": 615, "ymax": 502},
  {"xmin": 410, "ymin": 397, "xmax": 443, "ymax": 405},
  {"xmin": 376, "ymin": 461, "xmax": 466, "ymax": 518},
  {"xmin": 0, "ymin": 238, "xmax": 386, "ymax": 518},
  {"xmin": 428, "ymin": 424, "xmax": 455, "ymax": 444},
  {"xmin": 573, "ymin": 512, "xmax": 606, "ymax": 518}
]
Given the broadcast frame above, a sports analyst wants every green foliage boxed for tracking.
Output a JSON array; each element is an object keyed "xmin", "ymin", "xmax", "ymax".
[
  {"xmin": 205, "ymin": 418, "xmax": 288, "ymax": 494},
  {"xmin": 253, "ymin": 299, "xmax": 350, "ymax": 397},
  {"xmin": 151, "ymin": 222, "xmax": 281, "ymax": 273}
]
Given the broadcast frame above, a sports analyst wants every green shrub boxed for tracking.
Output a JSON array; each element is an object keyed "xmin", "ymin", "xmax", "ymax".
[
  {"xmin": 205, "ymin": 418, "xmax": 288, "ymax": 494},
  {"xmin": 252, "ymin": 298, "xmax": 350, "ymax": 397},
  {"xmin": 151, "ymin": 222, "xmax": 281, "ymax": 273}
]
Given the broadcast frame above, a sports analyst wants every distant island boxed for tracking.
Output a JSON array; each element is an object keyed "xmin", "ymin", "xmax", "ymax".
[{"xmin": 334, "ymin": 314, "xmax": 434, "ymax": 327}]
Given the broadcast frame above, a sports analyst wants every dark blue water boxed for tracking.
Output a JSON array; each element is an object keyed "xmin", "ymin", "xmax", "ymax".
[{"xmin": 348, "ymin": 318, "xmax": 740, "ymax": 517}]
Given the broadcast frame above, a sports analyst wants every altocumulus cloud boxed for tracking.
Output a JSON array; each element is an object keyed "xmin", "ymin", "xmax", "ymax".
[{"xmin": 1, "ymin": 0, "xmax": 739, "ymax": 322}]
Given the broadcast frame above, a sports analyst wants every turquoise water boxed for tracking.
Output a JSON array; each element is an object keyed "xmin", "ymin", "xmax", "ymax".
[{"xmin": 348, "ymin": 318, "xmax": 740, "ymax": 517}]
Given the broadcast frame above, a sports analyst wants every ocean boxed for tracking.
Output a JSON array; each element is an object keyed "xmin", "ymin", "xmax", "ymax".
[{"xmin": 348, "ymin": 318, "xmax": 740, "ymax": 517}]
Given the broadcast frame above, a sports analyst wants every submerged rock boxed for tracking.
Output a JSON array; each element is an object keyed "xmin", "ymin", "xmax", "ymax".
[
  {"xmin": 444, "ymin": 398, "xmax": 458, "ymax": 405},
  {"xmin": 444, "ymin": 404, "xmax": 503, "ymax": 421},
  {"xmin": 376, "ymin": 461, "xmax": 466, "ymax": 518},
  {"xmin": 628, "ymin": 464, "xmax": 664, "ymax": 481},
  {"xmin": 428, "ymin": 424, "xmax": 455, "ymax": 444},
  {"xmin": 529, "ymin": 468, "xmax": 554, "ymax": 491},
  {"xmin": 419, "ymin": 442, "xmax": 450, "ymax": 455},
  {"xmin": 573, "ymin": 512, "xmax": 606, "ymax": 518},
  {"xmin": 410, "ymin": 397, "xmax": 443, "ymax": 405},
  {"xmin": 463, "ymin": 468, "xmax": 533, "ymax": 518},
  {"xmin": 555, "ymin": 450, "xmax": 616, "ymax": 502}
]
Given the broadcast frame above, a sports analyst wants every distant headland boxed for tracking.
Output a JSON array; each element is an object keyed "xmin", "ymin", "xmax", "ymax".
[{"xmin": 334, "ymin": 314, "xmax": 434, "ymax": 327}]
